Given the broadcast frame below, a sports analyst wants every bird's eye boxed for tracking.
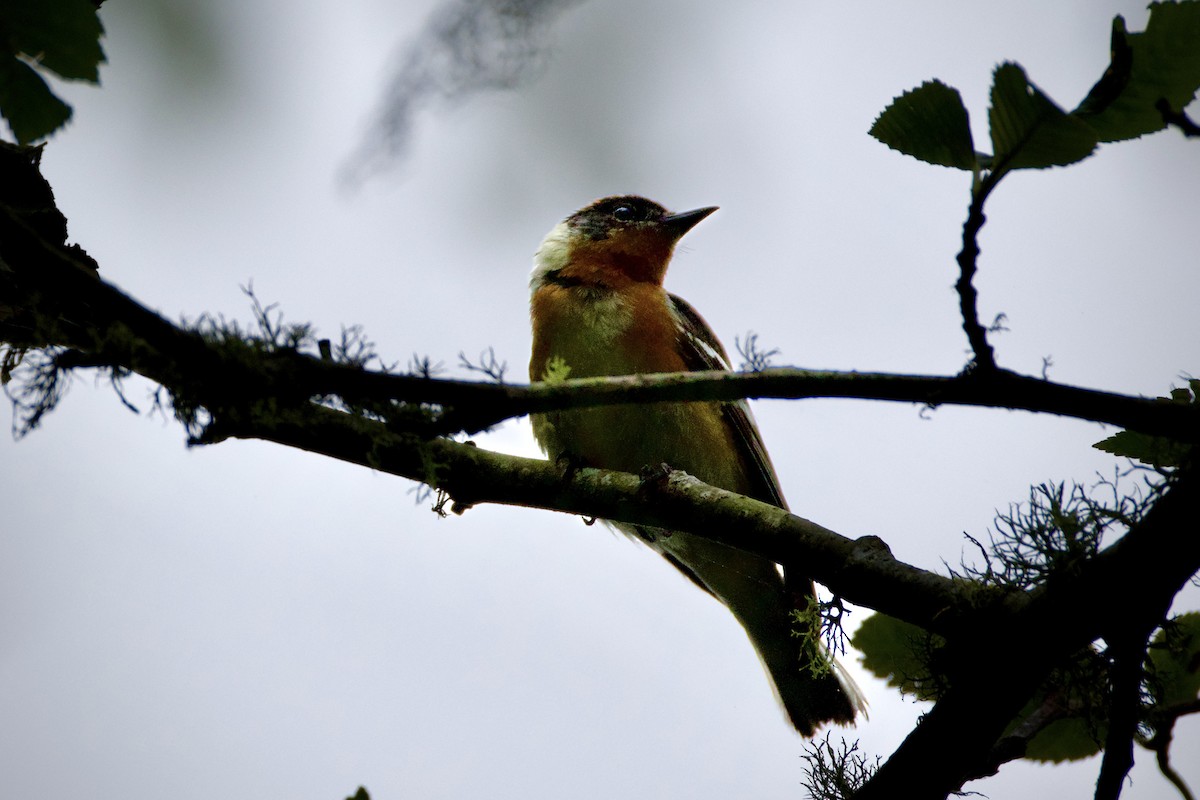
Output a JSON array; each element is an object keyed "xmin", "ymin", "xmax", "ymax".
[{"xmin": 612, "ymin": 205, "xmax": 637, "ymax": 221}]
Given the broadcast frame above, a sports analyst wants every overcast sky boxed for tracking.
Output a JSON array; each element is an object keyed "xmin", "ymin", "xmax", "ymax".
[{"xmin": 3, "ymin": 1, "xmax": 1198, "ymax": 798}]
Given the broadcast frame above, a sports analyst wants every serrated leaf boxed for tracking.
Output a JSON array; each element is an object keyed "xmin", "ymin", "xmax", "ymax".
[
  {"xmin": 852, "ymin": 613, "xmax": 945, "ymax": 701},
  {"xmin": 989, "ymin": 62, "xmax": 1098, "ymax": 171},
  {"xmin": 1149, "ymin": 612, "xmax": 1200, "ymax": 708},
  {"xmin": 1092, "ymin": 382, "xmax": 1196, "ymax": 467},
  {"xmin": 0, "ymin": 0, "xmax": 106, "ymax": 82},
  {"xmin": 869, "ymin": 80, "xmax": 977, "ymax": 169},
  {"xmin": 1074, "ymin": 2, "xmax": 1200, "ymax": 143},
  {"xmin": 1092, "ymin": 430, "xmax": 1192, "ymax": 467},
  {"xmin": 0, "ymin": 57, "xmax": 72, "ymax": 144}
]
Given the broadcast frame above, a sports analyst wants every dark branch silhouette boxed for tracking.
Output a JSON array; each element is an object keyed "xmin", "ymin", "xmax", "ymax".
[
  {"xmin": 955, "ymin": 173, "xmax": 1000, "ymax": 372},
  {"xmin": 3, "ymin": 123, "xmax": 1197, "ymax": 800},
  {"xmin": 5, "ymin": 218, "xmax": 1195, "ymax": 445}
]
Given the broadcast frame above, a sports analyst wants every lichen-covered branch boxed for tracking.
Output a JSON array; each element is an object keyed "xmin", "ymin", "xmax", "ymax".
[
  {"xmin": 5, "ymin": 140, "xmax": 1199, "ymax": 800},
  {"xmin": 5, "ymin": 221, "xmax": 1196, "ymax": 445},
  {"xmin": 856, "ymin": 460, "xmax": 1200, "ymax": 799},
  {"xmin": 219, "ymin": 399, "xmax": 971, "ymax": 633}
]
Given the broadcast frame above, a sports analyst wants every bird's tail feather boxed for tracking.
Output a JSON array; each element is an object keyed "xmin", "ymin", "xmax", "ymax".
[
  {"xmin": 645, "ymin": 528, "xmax": 866, "ymax": 735},
  {"xmin": 733, "ymin": 589, "xmax": 865, "ymax": 736}
]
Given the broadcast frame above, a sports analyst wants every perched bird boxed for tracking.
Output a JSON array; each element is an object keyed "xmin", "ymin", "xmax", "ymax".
[{"xmin": 528, "ymin": 195, "xmax": 865, "ymax": 735}]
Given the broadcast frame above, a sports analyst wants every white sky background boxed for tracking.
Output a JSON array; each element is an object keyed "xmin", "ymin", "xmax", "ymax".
[{"xmin": 2, "ymin": 1, "xmax": 1198, "ymax": 798}]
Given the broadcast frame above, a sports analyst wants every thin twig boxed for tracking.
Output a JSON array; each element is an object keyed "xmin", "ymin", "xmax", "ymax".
[
  {"xmin": 1094, "ymin": 633, "xmax": 1148, "ymax": 800},
  {"xmin": 1147, "ymin": 699, "xmax": 1200, "ymax": 800},
  {"xmin": 955, "ymin": 175, "xmax": 1001, "ymax": 372}
]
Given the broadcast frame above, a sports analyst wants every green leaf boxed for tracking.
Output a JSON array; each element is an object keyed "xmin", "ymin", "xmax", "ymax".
[
  {"xmin": 1023, "ymin": 716, "xmax": 1104, "ymax": 762},
  {"xmin": 1074, "ymin": 2, "xmax": 1200, "ymax": 142},
  {"xmin": 1000, "ymin": 646, "xmax": 1110, "ymax": 762},
  {"xmin": 852, "ymin": 613, "xmax": 945, "ymax": 701},
  {"xmin": 0, "ymin": 0, "xmax": 106, "ymax": 82},
  {"xmin": 540, "ymin": 355, "xmax": 572, "ymax": 383},
  {"xmin": 1093, "ymin": 430, "xmax": 1192, "ymax": 467},
  {"xmin": 869, "ymin": 80, "xmax": 978, "ymax": 169},
  {"xmin": 1073, "ymin": 16, "xmax": 1135, "ymax": 121},
  {"xmin": 0, "ymin": 56, "xmax": 72, "ymax": 144},
  {"xmin": 1092, "ymin": 380, "xmax": 1196, "ymax": 467},
  {"xmin": 1148, "ymin": 612, "xmax": 1200, "ymax": 708},
  {"xmin": 0, "ymin": 0, "xmax": 105, "ymax": 141},
  {"xmin": 989, "ymin": 62, "xmax": 1098, "ymax": 171}
]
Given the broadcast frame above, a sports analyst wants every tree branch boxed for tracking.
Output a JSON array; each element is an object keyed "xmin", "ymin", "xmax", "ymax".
[
  {"xmin": 6, "ymin": 142, "xmax": 1200, "ymax": 800},
  {"xmin": 1094, "ymin": 630, "xmax": 1152, "ymax": 800},
  {"xmin": 855, "ymin": 461, "xmax": 1200, "ymax": 799},
  {"xmin": 474, "ymin": 367, "xmax": 1199, "ymax": 443},
  {"xmin": 187, "ymin": 393, "xmax": 1200, "ymax": 800},
  {"xmin": 7, "ymin": 225, "xmax": 1197, "ymax": 444},
  {"xmin": 955, "ymin": 174, "xmax": 1000, "ymax": 371},
  {"xmin": 2, "ymin": 137, "xmax": 1194, "ymax": 447},
  {"xmin": 1149, "ymin": 698, "xmax": 1200, "ymax": 800},
  {"xmin": 213, "ymin": 400, "xmax": 974, "ymax": 634}
]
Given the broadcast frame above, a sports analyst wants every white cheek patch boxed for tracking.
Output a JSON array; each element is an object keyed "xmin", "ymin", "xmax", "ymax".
[{"xmin": 530, "ymin": 221, "xmax": 572, "ymax": 289}]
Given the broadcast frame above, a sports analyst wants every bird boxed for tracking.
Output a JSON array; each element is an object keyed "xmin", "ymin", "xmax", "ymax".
[{"xmin": 527, "ymin": 194, "xmax": 866, "ymax": 735}]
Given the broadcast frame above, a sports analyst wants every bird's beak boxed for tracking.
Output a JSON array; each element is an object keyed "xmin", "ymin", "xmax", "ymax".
[{"xmin": 662, "ymin": 206, "xmax": 718, "ymax": 238}]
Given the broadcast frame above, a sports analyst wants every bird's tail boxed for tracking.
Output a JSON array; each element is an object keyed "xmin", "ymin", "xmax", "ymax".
[
  {"xmin": 653, "ymin": 530, "xmax": 867, "ymax": 736},
  {"xmin": 734, "ymin": 589, "xmax": 867, "ymax": 736}
]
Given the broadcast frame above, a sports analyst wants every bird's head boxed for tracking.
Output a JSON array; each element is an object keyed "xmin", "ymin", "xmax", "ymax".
[{"xmin": 532, "ymin": 195, "xmax": 717, "ymax": 289}]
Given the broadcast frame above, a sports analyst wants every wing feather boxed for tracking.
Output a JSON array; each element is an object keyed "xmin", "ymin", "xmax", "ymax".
[{"xmin": 667, "ymin": 293, "xmax": 788, "ymax": 510}]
